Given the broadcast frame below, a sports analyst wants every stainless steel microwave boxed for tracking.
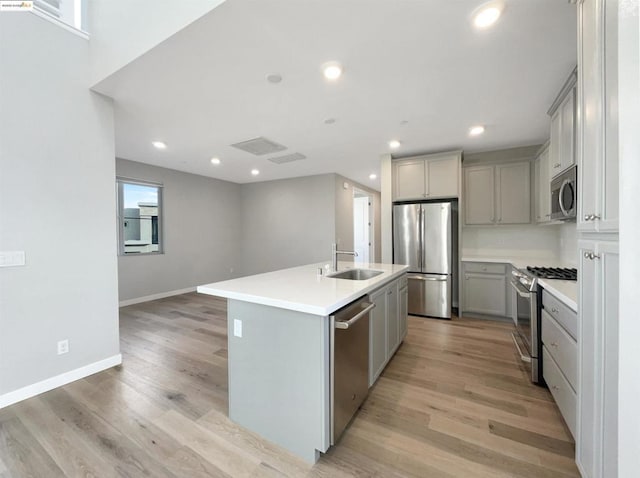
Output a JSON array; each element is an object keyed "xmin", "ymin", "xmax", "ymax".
[{"xmin": 550, "ymin": 165, "xmax": 577, "ymax": 221}]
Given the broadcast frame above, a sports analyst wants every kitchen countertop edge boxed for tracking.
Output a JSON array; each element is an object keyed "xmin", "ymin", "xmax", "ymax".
[{"xmin": 197, "ymin": 262, "xmax": 410, "ymax": 316}]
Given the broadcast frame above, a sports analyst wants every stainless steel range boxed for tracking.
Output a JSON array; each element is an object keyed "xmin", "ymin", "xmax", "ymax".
[{"xmin": 510, "ymin": 266, "xmax": 577, "ymax": 383}]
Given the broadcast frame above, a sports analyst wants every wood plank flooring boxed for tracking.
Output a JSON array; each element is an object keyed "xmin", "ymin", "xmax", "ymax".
[{"xmin": 0, "ymin": 293, "xmax": 580, "ymax": 477}]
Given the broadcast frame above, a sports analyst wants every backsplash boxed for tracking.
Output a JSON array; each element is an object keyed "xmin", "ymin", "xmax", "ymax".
[
  {"xmin": 461, "ymin": 224, "xmax": 570, "ymax": 261},
  {"xmin": 558, "ymin": 222, "xmax": 578, "ymax": 266}
]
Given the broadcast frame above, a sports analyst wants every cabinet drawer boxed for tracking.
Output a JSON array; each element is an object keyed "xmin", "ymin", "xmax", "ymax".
[
  {"xmin": 543, "ymin": 347, "xmax": 577, "ymax": 438},
  {"xmin": 542, "ymin": 290, "xmax": 577, "ymax": 340},
  {"xmin": 463, "ymin": 262, "xmax": 506, "ymax": 275},
  {"xmin": 541, "ymin": 310, "xmax": 578, "ymax": 390}
]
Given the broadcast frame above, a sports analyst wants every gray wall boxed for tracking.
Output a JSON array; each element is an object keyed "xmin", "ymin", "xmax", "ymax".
[
  {"xmin": 0, "ymin": 14, "xmax": 120, "ymax": 395},
  {"xmin": 116, "ymin": 159, "xmax": 242, "ymax": 301},
  {"xmin": 239, "ymin": 174, "xmax": 336, "ymax": 276}
]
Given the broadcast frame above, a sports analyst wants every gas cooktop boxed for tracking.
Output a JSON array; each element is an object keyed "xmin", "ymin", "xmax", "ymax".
[{"xmin": 526, "ymin": 266, "xmax": 577, "ymax": 281}]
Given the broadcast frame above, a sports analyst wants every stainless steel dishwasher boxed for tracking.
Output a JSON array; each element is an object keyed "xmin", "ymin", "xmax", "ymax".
[{"xmin": 330, "ymin": 297, "xmax": 375, "ymax": 445}]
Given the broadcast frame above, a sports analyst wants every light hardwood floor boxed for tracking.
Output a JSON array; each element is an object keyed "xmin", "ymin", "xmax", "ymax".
[{"xmin": 0, "ymin": 293, "xmax": 580, "ymax": 477}]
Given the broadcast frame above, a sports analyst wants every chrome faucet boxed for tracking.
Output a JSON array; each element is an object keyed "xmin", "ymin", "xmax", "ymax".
[{"xmin": 331, "ymin": 243, "xmax": 358, "ymax": 272}]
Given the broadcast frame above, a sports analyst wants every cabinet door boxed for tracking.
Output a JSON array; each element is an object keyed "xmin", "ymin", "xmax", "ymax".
[
  {"xmin": 463, "ymin": 166, "xmax": 495, "ymax": 225},
  {"xmin": 393, "ymin": 159, "xmax": 426, "ymax": 201},
  {"xmin": 399, "ymin": 281, "xmax": 408, "ymax": 341},
  {"xmin": 386, "ymin": 284, "xmax": 399, "ymax": 357},
  {"xmin": 427, "ymin": 155, "xmax": 459, "ymax": 198},
  {"xmin": 539, "ymin": 147, "xmax": 551, "ymax": 222},
  {"xmin": 550, "ymin": 109, "xmax": 563, "ymax": 176},
  {"xmin": 462, "ymin": 273, "xmax": 506, "ymax": 316},
  {"xmin": 496, "ymin": 162, "xmax": 531, "ymax": 224},
  {"xmin": 369, "ymin": 288, "xmax": 387, "ymax": 386},
  {"xmin": 578, "ymin": 239, "xmax": 619, "ymax": 478},
  {"xmin": 560, "ymin": 87, "xmax": 576, "ymax": 172}
]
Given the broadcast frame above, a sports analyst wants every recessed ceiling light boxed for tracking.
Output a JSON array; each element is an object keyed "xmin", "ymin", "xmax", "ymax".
[
  {"xmin": 400, "ymin": 120, "xmax": 409, "ymax": 126},
  {"xmin": 473, "ymin": 4, "xmax": 502, "ymax": 29},
  {"xmin": 322, "ymin": 62, "xmax": 343, "ymax": 81},
  {"xmin": 152, "ymin": 141, "xmax": 167, "ymax": 150},
  {"xmin": 469, "ymin": 125, "xmax": 485, "ymax": 136},
  {"xmin": 266, "ymin": 73, "xmax": 282, "ymax": 84},
  {"xmin": 210, "ymin": 157, "xmax": 221, "ymax": 165},
  {"xmin": 388, "ymin": 139, "xmax": 401, "ymax": 149},
  {"xmin": 251, "ymin": 169, "xmax": 260, "ymax": 176},
  {"xmin": 324, "ymin": 118, "xmax": 337, "ymax": 124},
  {"xmin": 369, "ymin": 173, "xmax": 377, "ymax": 180}
]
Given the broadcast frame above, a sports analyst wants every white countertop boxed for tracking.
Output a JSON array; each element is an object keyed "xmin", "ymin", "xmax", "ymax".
[
  {"xmin": 461, "ymin": 255, "xmax": 578, "ymax": 311},
  {"xmin": 197, "ymin": 262, "xmax": 410, "ymax": 316},
  {"xmin": 538, "ymin": 279, "xmax": 578, "ymax": 312}
]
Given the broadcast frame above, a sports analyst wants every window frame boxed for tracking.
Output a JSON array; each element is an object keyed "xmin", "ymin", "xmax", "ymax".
[{"xmin": 116, "ymin": 177, "xmax": 164, "ymax": 256}]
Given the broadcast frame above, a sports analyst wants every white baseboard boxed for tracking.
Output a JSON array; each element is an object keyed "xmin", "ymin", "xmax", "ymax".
[
  {"xmin": 119, "ymin": 287, "xmax": 196, "ymax": 307},
  {"xmin": 0, "ymin": 354, "xmax": 122, "ymax": 409}
]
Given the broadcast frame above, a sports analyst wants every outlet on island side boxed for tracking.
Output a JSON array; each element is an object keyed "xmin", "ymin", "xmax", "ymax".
[
  {"xmin": 233, "ymin": 319, "xmax": 242, "ymax": 338},
  {"xmin": 57, "ymin": 339, "xmax": 69, "ymax": 355}
]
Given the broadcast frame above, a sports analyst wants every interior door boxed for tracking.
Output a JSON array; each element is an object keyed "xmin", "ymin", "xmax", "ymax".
[{"xmin": 393, "ymin": 204, "xmax": 421, "ymax": 272}]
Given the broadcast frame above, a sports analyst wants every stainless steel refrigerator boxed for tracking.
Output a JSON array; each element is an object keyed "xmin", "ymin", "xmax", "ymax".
[{"xmin": 393, "ymin": 202, "xmax": 453, "ymax": 319}]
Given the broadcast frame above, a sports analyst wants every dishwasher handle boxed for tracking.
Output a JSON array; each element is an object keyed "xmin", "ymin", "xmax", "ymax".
[{"xmin": 333, "ymin": 302, "xmax": 375, "ymax": 330}]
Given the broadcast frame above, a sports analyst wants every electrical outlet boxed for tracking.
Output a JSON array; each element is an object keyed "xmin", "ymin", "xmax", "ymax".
[
  {"xmin": 57, "ymin": 339, "xmax": 69, "ymax": 355},
  {"xmin": 233, "ymin": 319, "xmax": 242, "ymax": 338}
]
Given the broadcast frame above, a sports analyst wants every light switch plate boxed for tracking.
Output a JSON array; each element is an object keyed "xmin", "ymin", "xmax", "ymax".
[
  {"xmin": 233, "ymin": 319, "xmax": 242, "ymax": 338},
  {"xmin": 0, "ymin": 251, "xmax": 25, "ymax": 267}
]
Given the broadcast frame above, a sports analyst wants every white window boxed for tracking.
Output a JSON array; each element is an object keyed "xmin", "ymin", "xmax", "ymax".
[
  {"xmin": 33, "ymin": 0, "xmax": 86, "ymax": 33},
  {"xmin": 117, "ymin": 178, "xmax": 163, "ymax": 255}
]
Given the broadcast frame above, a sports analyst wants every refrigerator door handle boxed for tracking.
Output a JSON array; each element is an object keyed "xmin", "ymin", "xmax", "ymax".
[
  {"xmin": 408, "ymin": 275, "xmax": 447, "ymax": 282},
  {"xmin": 420, "ymin": 206, "xmax": 425, "ymax": 272}
]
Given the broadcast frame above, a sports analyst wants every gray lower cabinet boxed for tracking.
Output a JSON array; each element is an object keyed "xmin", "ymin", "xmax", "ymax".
[
  {"xmin": 541, "ymin": 288, "xmax": 578, "ymax": 438},
  {"xmin": 461, "ymin": 262, "xmax": 509, "ymax": 318},
  {"xmin": 369, "ymin": 274, "xmax": 408, "ymax": 386}
]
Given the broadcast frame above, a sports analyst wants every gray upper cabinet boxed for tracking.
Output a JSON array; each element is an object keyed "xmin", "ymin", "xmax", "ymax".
[
  {"xmin": 463, "ymin": 166, "xmax": 495, "ymax": 224},
  {"xmin": 535, "ymin": 144, "xmax": 552, "ymax": 224},
  {"xmin": 549, "ymin": 71, "xmax": 577, "ymax": 178},
  {"xmin": 577, "ymin": 0, "xmax": 618, "ymax": 234},
  {"xmin": 463, "ymin": 161, "xmax": 531, "ymax": 226},
  {"xmin": 392, "ymin": 152, "xmax": 460, "ymax": 201}
]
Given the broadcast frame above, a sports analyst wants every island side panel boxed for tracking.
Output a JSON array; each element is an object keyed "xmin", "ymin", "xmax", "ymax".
[{"xmin": 227, "ymin": 299, "xmax": 330, "ymax": 463}]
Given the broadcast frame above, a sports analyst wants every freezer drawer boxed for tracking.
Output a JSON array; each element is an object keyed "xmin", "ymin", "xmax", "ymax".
[{"xmin": 407, "ymin": 274, "xmax": 451, "ymax": 319}]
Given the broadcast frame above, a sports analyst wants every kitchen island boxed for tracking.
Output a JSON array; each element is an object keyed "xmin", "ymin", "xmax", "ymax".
[{"xmin": 197, "ymin": 261, "xmax": 409, "ymax": 463}]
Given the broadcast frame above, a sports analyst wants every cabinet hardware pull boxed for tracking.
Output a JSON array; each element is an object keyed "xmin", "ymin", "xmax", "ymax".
[
  {"xmin": 551, "ymin": 307, "xmax": 559, "ymax": 313},
  {"xmin": 551, "ymin": 385, "xmax": 559, "ymax": 391},
  {"xmin": 554, "ymin": 163, "xmax": 561, "ymax": 168},
  {"xmin": 551, "ymin": 342, "xmax": 558, "ymax": 348},
  {"xmin": 584, "ymin": 214, "xmax": 591, "ymax": 221},
  {"xmin": 583, "ymin": 251, "xmax": 601, "ymax": 260}
]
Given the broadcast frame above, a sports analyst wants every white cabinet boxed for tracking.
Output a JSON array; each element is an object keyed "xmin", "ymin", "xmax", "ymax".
[
  {"xmin": 541, "ymin": 288, "xmax": 578, "ymax": 438},
  {"xmin": 369, "ymin": 274, "xmax": 407, "ymax": 386},
  {"xmin": 578, "ymin": 238, "xmax": 619, "ymax": 478},
  {"xmin": 392, "ymin": 152, "xmax": 460, "ymax": 201},
  {"xmin": 535, "ymin": 143, "xmax": 552, "ymax": 224},
  {"xmin": 461, "ymin": 262, "xmax": 509, "ymax": 318},
  {"xmin": 549, "ymin": 82, "xmax": 577, "ymax": 177},
  {"xmin": 385, "ymin": 284, "xmax": 398, "ymax": 358},
  {"xmin": 577, "ymin": 0, "xmax": 619, "ymax": 233},
  {"xmin": 463, "ymin": 162, "xmax": 531, "ymax": 226}
]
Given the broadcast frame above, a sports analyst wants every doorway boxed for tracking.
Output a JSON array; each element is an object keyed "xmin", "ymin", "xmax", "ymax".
[{"xmin": 353, "ymin": 189, "xmax": 374, "ymax": 264}]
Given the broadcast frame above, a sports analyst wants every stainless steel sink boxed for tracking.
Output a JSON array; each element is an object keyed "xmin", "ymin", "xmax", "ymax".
[{"xmin": 328, "ymin": 269, "xmax": 384, "ymax": 280}]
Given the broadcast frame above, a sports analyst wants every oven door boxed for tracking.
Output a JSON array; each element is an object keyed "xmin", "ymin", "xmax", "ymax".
[{"xmin": 510, "ymin": 279, "xmax": 540, "ymax": 383}]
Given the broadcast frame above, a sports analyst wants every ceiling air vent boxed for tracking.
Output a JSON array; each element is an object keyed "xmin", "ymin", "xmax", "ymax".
[
  {"xmin": 231, "ymin": 137, "xmax": 287, "ymax": 156},
  {"xmin": 267, "ymin": 153, "xmax": 307, "ymax": 164}
]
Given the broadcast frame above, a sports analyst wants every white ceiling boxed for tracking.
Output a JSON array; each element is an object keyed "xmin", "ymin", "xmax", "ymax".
[{"xmin": 94, "ymin": 0, "xmax": 577, "ymax": 191}]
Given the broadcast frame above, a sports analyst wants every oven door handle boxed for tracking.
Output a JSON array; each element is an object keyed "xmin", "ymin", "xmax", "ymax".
[
  {"xmin": 510, "ymin": 280, "xmax": 531, "ymax": 298},
  {"xmin": 512, "ymin": 333, "xmax": 532, "ymax": 363}
]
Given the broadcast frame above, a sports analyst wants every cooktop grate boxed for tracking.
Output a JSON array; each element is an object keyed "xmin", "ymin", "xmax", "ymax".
[{"xmin": 526, "ymin": 266, "xmax": 577, "ymax": 281}]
